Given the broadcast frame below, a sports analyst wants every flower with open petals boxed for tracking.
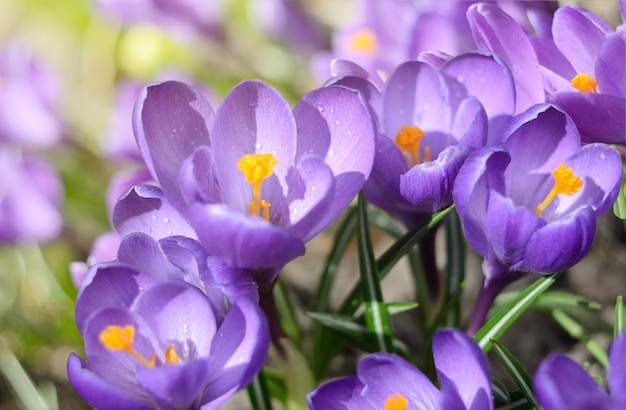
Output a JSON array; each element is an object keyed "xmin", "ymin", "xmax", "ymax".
[
  {"xmin": 307, "ymin": 328, "xmax": 492, "ymax": 410},
  {"xmin": 453, "ymin": 103, "xmax": 622, "ymax": 333},
  {"xmin": 116, "ymin": 80, "xmax": 375, "ymax": 285},
  {"xmin": 68, "ymin": 256, "xmax": 269, "ymax": 410},
  {"xmin": 533, "ymin": 330, "xmax": 626, "ymax": 410}
]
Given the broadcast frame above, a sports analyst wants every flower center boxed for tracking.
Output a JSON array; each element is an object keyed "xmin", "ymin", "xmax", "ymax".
[
  {"xmin": 99, "ymin": 325, "xmax": 179, "ymax": 367},
  {"xmin": 237, "ymin": 153, "xmax": 278, "ymax": 221},
  {"xmin": 533, "ymin": 164, "xmax": 582, "ymax": 218},
  {"xmin": 571, "ymin": 73, "xmax": 597, "ymax": 93},
  {"xmin": 347, "ymin": 28, "xmax": 379, "ymax": 56},
  {"xmin": 384, "ymin": 393, "xmax": 408, "ymax": 410},
  {"xmin": 395, "ymin": 125, "xmax": 431, "ymax": 167}
]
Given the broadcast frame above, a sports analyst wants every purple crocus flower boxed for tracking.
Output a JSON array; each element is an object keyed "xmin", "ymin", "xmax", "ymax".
[
  {"xmin": 68, "ymin": 237, "xmax": 268, "ymax": 409},
  {"xmin": 0, "ymin": 146, "xmax": 64, "ymax": 244},
  {"xmin": 468, "ymin": 2, "xmax": 625, "ymax": 144},
  {"xmin": 115, "ymin": 80, "xmax": 375, "ymax": 286},
  {"xmin": 0, "ymin": 41, "xmax": 64, "ymax": 148},
  {"xmin": 307, "ymin": 328, "xmax": 492, "ymax": 410},
  {"xmin": 453, "ymin": 103, "xmax": 623, "ymax": 333},
  {"xmin": 533, "ymin": 330, "xmax": 626, "ymax": 410}
]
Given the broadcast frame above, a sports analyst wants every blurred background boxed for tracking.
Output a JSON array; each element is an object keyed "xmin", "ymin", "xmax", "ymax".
[{"xmin": 0, "ymin": 0, "xmax": 623, "ymax": 409}]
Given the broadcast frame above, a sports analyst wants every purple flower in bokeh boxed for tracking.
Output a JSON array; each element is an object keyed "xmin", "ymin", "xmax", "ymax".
[
  {"xmin": 117, "ymin": 80, "xmax": 375, "ymax": 285},
  {"xmin": 0, "ymin": 42, "xmax": 63, "ymax": 148},
  {"xmin": 0, "ymin": 146, "xmax": 63, "ymax": 244},
  {"xmin": 307, "ymin": 328, "xmax": 492, "ymax": 410},
  {"xmin": 68, "ymin": 238, "xmax": 268, "ymax": 409},
  {"xmin": 453, "ymin": 104, "xmax": 623, "ymax": 333},
  {"xmin": 533, "ymin": 330, "xmax": 626, "ymax": 410},
  {"xmin": 95, "ymin": 0, "xmax": 223, "ymax": 39},
  {"xmin": 468, "ymin": 2, "xmax": 625, "ymax": 144}
]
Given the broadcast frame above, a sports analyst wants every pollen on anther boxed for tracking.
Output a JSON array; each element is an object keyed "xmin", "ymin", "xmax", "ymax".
[
  {"xmin": 571, "ymin": 73, "xmax": 597, "ymax": 93},
  {"xmin": 533, "ymin": 164, "xmax": 582, "ymax": 218},
  {"xmin": 384, "ymin": 393, "xmax": 408, "ymax": 410}
]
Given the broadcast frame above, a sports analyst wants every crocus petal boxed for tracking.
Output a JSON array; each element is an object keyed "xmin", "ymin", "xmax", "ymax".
[
  {"xmin": 533, "ymin": 354, "xmax": 611, "ymax": 410},
  {"xmin": 433, "ymin": 328, "xmax": 492, "ymax": 410},
  {"xmin": 75, "ymin": 263, "xmax": 158, "ymax": 336},
  {"xmin": 549, "ymin": 92, "xmax": 625, "ymax": 144},
  {"xmin": 399, "ymin": 145, "xmax": 474, "ymax": 213},
  {"xmin": 382, "ymin": 61, "xmax": 452, "ymax": 136},
  {"xmin": 112, "ymin": 184, "xmax": 197, "ymax": 240},
  {"xmin": 608, "ymin": 331, "xmax": 626, "ymax": 403},
  {"xmin": 451, "ymin": 96, "xmax": 488, "ymax": 149},
  {"xmin": 519, "ymin": 207, "xmax": 596, "ymax": 272},
  {"xmin": 133, "ymin": 81, "xmax": 214, "ymax": 209},
  {"xmin": 131, "ymin": 281, "xmax": 217, "ymax": 358},
  {"xmin": 179, "ymin": 146, "xmax": 222, "ymax": 204},
  {"xmin": 136, "ymin": 359, "xmax": 211, "ymax": 410},
  {"xmin": 307, "ymin": 377, "xmax": 370, "ymax": 410},
  {"xmin": 330, "ymin": 59, "xmax": 384, "ymax": 91},
  {"xmin": 287, "ymin": 155, "xmax": 336, "ymax": 242},
  {"xmin": 187, "ymin": 203, "xmax": 305, "ymax": 272},
  {"xmin": 106, "ymin": 168, "xmax": 154, "ymax": 216},
  {"xmin": 202, "ymin": 299, "xmax": 269, "ymax": 408},
  {"xmin": 596, "ymin": 31, "xmax": 625, "ymax": 98},
  {"xmin": 554, "ymin": 144, "xmax": 623, "ymax": 218},
  {"xmin": 453, "ymin": 148, "xmax": 510, "ymax": 258},
  {"xmin": 468, "ymin": 3, "xmax": 544, "ymax": 113},
  {"xmin": 67, "ymin": 354, "xmax": 153, "ymax": 410},
  {"xmin": 440, "ymin": 51, "xmax": 515, "ymax": 143},
  {"xmin": 358, "ymin": 353, "xmax": 441, "ymax": 408},
  {"xmin": 293, "ymin": 85, "xmax": 375, "ymax": 236},
  {"xmin": 552, "ymin": 6, "xmax": 612, "ymax": 74},
  {"xmin": 211, "ymin": 80, "xmax": 297, "ymax": 212},
  {"xmin": 483, "ymin": 191, "xmax": 545, "ymax": 269},
  {"xmin": 117, "ymin": 233, "xmax": 181, "ymax": 282},
  {"xmin": 325, "ymin": 75, "xmax": 383, "ymax": 129}
]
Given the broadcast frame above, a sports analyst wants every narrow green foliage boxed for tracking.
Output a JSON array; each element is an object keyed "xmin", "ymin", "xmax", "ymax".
[
  {"xmin": 612, "ymin": 166, "xmax": 626, "ymax": 219},
  {"xmin": 491, "ymin": 378, "xmax": 511, "ymax": 405},
  {"xmin": 247, "ymin": 370, "xmax": 273, "ymax": 410},
  {"xmin": 475, "ymin": 272, "xmax": 561, "ymax": 352},
  {"xmin": 615, "ymin": 296, "xmax": 624, "ymax": 337},
  {"xmin": 445, "ymin": 210, "xmax": 465, "ymax": 327},
  {"xmin": 356, "ymin": 193, "xmax": 393, "ymax": 353},
  {"xmin": 551, "ymin": 309, "xmax": 609, "ymax": 368},
  {"xmin": 491, "ymin": 339, "xmax": 539, "ymax": 409},
  {"xmin": 274, "ymin": 279, "xmax": 302, "ymax": 349}
]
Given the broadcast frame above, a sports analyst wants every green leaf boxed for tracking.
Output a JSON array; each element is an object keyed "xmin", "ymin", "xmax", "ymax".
[
  {"xmin": 247, "ymin": 370, "xmax": 273, "ymax": 410},
  {"xmin": 615, "ymin": 296, "xmax": 624, "ymax": 338},
  {"xmin": 444, "ymin": 210, "xmax": 465, "ymax": 327},
  {"xmin": 356, "ymin": 193, "xmax": 393, "ymax": 353},
  {"xmin": 311, "ymin": 206, "xmax": 358, "ymax": 379},
  {"xmin": 491, "ymin": 378, "xmax": 511, "ymax": 405},
  {"xmin": 551, "ymin": 309, "xmax": 609, "ymax": 368},
  {"xmin": 274, "ymin": 279, "xmax": 302, "ymax": 349},
  {"xmin": 491, "ymin": 340, "xmax": 539, "ymax": 409},
  {"xmin": 339, "ymin": 205, "xmax": 454, "ymax": 316},
  {"xmin": 612, "ymin": 164, "xmax": 626, "ymax": 219},
  {"xmin": 387, "ymin": 302, "xmax": 419, "ymax": 315},
  {"xmin": 475, "ymin": 272, "xmax": 561, "ymax": 352}
]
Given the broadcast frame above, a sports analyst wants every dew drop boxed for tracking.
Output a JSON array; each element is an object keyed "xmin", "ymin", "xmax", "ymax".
[
  {"xmin": 330, "ymin": 108, "xmax": 335, "ymax": 113},
  {"xmin": 182, "ymin": 324, "xmax": 189, "ymax": 334},
  {"xmin": 255, "ymin": 142, "xmax": 262, "ymax": 150},
  {"xmin": 151, "ymin": 214, "xmax": 158, "ymax": 221},
  {"xmin": 600, "ymin": 153, "xmax": 606, "ymax": 160},
  {"xmin": 166, "ymin": 230, "xmax": 172, "ymax": 235},
  {"xmin": 317, "ymin": 106, "xmax": 324, "ymax": 112},
  {"xmin": 310, "ymin": 186, "xmax": 316, "ymax": 192},
  {"xmin": 335, "ymin": 120, "xmax": 341, "ymax": 126},
  {"xmin": 163, "ymin": 217, "xmax": 170, "ymax": 223},
  {"xmin": 249, "ymin": 100, "xmax": 258, "ymax": 108},
  {"xmin": 328, "ymin": 149, "xmax": 335, "ymax": 157}
]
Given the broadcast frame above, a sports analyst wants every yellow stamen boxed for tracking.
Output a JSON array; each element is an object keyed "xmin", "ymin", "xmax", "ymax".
[
  {"xmin": 571, "ymin": 73, "xmax": 597, "ymax": 93},
  {"xmin": 347, "ymin": 28, "xmax": 379, "ymax": 56},
  {"xmin": 384, "ymin": 393, "xmax": 408, "ymax": 410},
  {"xmin": 164, "ymin": 344, "xmax": 179, "ymax": 365},
  {"xmin": 533, "ymin": 164, "xmax": 582, "ymax": 218},
  {"xmin": 99, "ymin": 325, "xmax": 156, "ymax": 367},
  {"xmin": 237, "ymin": 153, "xmax": 278, "ymax": 221},
  {"xmin": 395, "ymin": 125, "xmax": 430, "ymax": 167}
]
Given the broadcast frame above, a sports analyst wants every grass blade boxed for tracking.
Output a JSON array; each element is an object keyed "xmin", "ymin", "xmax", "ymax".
[
  {"xmin": 491, "ymin": 339, "xmax": 539, "ymax": 409},
  {"xmin": 551, "ymin": 309, "xmax": 609, "ymax": 368},
  {"xmin": 615, "ymin": 296, "xmax": 624, "ymax": 337}
]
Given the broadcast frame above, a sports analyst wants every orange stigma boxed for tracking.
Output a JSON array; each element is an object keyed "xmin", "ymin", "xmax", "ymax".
[
  {"xmin": 237, "ymin": 153, "xmax": 277, "ymax": 221},
  {"xmin": 346, "ymin": 28, "xmax": 379, "ymax": 56},
  {"xmin": 395, "ymin": 125, "xmax": 431, "ymax": 167},
  {"xmin": 571, "ymin": 73, "xmax": 597, "ymax": 93},
  {"xmin": 533, "ymin": 164, "xmax": 582, "ymax": 218},
  {"xmin": 384, "ymin": 393, "xmax": 408, "ymax": 410},
  {"xmin": 99, "ymin": 325, "xmax": 180, "ymax": 367}
]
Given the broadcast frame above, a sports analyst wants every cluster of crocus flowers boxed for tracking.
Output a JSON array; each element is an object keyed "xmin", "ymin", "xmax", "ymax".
[
  {"xmin": 116, "ymin": 79, "xmax": 375, "ymax": 286},
  {"xmin": 68, "ymin": 234, "xmax": 269, "ymax": 409},
  {"xmin": 307, "ymin": 328, "xmax": 492, "ymax": 409},
  {"xmin": 468, "ymin": 2, "xmax": 626, "ymax": 144},
  {"xmin": 453, "ymin": 103, "xmax": 623, "ymax": 333}
]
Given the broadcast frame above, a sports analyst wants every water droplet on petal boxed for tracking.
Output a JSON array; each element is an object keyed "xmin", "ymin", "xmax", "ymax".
[
  {"xmin": 335, "ymin": 120, "xmax": 341, "ymax": 126},
  {"xmin": 151, "ymin": 214, "xmax": 158, "ymax": 221},
  {"xmin": 310, "ymin": 186, "xmax": 316, "ymax": 192},
  {"xmin": 163, "ymin": 217, "xmax": 170, "ymax": 223},
  {"xmin": 328, "ymin": 150, "xmax": 335, "ymax": 157},
  {"xmin": 317, "ymin": 106, "xmax": 324, "ymax": 112},
  {"xmin": 255, "ymin": 142, "xmax": 262, "ymax": 150},
  {"xmin": 249, "ymin": 101, "xmax": 258, "ymax": 108}
]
